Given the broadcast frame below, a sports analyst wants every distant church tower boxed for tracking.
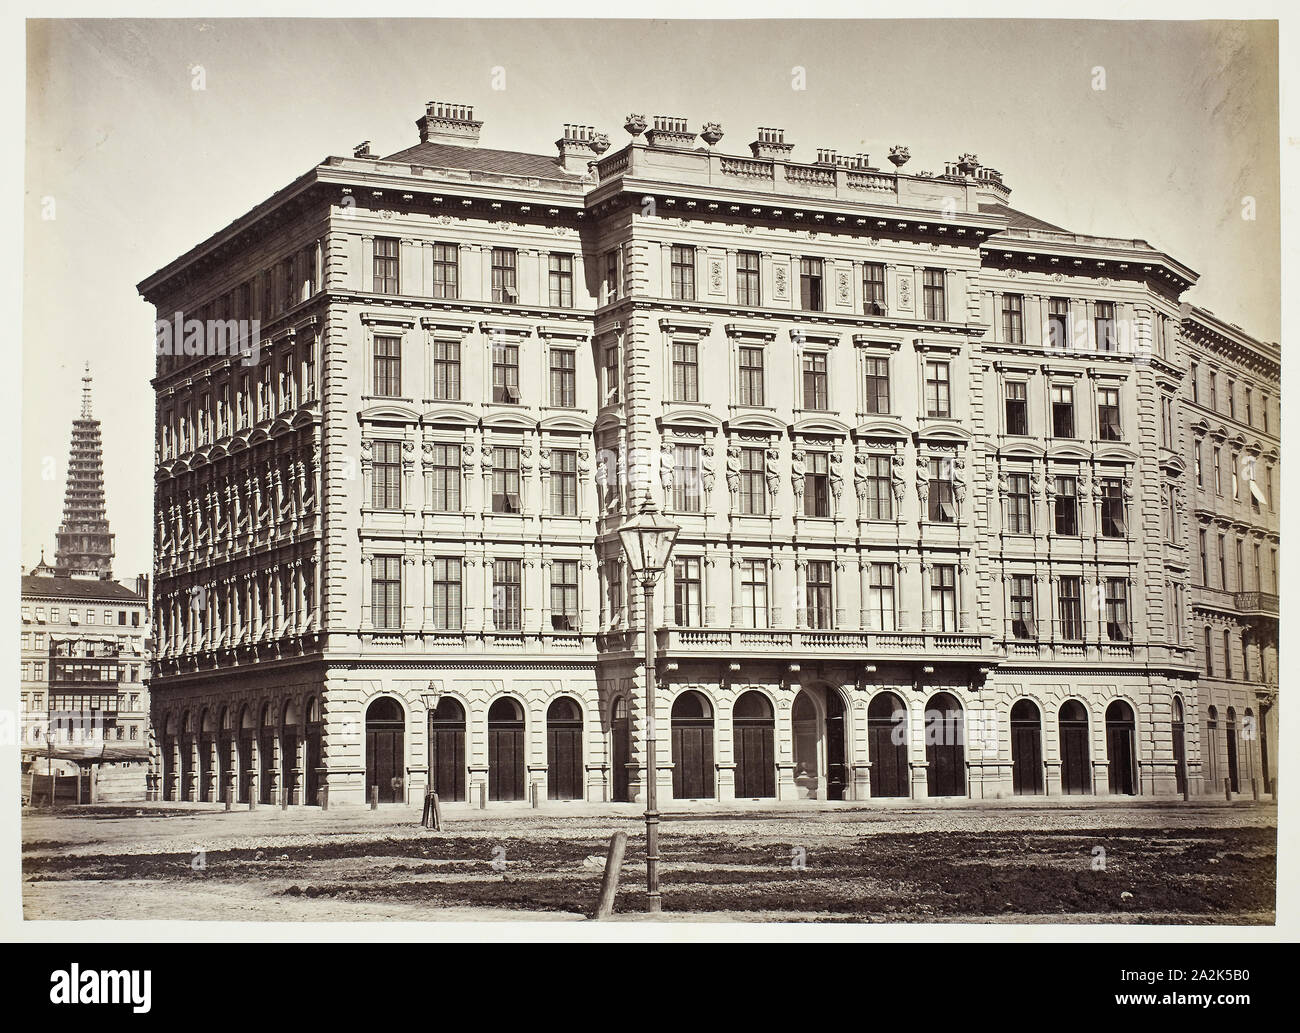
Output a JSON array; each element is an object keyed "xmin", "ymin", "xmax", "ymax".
[{"xmin": 53, "ymin": 364, "xmax": 116, "ymax": 577}]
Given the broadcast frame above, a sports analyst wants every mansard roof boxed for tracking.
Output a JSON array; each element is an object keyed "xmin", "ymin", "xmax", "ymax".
[{"xmin": 383, "ymin": 141, "xmax": 583, "ymax": 183}]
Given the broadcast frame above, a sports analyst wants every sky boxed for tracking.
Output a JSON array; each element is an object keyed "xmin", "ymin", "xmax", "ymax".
[{"xmin": 22, "ymin": 17, "xmax": 1280, "ymax": 580}]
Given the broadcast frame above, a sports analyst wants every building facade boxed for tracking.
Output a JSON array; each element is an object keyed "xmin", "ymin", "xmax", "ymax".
[{"xmin": 138, "ymin": 103, "xmax": 1279, "ymax": 807}]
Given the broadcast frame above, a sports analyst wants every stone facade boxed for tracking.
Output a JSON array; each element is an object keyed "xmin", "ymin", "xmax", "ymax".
[{"xmin": 138, "ymin": 103, "xmax": 1278, "ymax": 806}]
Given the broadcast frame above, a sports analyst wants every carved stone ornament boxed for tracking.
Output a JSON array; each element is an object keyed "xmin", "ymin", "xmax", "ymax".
[
  {"xmin": 888, "ymin": 145, "xmax": 911, "ymax": 168},
  {"xmin": 624, "ymin": 114, "xmax": 648, "ymax": 137}
]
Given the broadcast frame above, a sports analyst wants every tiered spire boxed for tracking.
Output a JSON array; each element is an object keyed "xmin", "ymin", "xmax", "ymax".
[{"xmin": 53, "ymin": 363, "xmax": 115, "ymax": 577}]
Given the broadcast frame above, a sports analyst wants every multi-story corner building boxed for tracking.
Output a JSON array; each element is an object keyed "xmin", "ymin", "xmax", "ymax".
[
  {"xmin": 138, "ymin": 102, "xmax": 1277, "ymax": 807},
  {"xmin": 1179, "ymin": 307, "xmax": 1280, "ymax": 797}
]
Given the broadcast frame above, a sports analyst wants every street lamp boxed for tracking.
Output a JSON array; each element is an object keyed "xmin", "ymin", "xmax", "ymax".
[{"xmin": 617, "ymin": 499, "xmax": 679, "ymax": 914}]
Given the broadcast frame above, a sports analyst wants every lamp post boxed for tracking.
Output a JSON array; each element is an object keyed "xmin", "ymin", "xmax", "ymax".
[{"xmin": 618, "ymin": 499, "xmax": 679, "ymax": 914}]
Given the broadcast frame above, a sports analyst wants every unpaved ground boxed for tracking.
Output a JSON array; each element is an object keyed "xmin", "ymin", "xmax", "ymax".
[{"xmin": 21, "ymin": 800, "xmax": 1277, "ymax": 924}]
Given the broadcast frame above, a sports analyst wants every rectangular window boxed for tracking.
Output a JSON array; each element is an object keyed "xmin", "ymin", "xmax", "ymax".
[
  {"xmin": 1231, "ymin": 454, "xmax": 1239, "ymax": 502},
  {"xmin": 1004, "ymin": 381, "xmax": 1028, "ymax": 435},
  {"xmin": 550, "ymin": 449, "xmax": 578, "ymax": 516},
  {"xmin": 740, "ymin": 559, "xmax": 769, "ymax": 629},
  {"xmin": 1213, "ymin": 448, "xmax": 1223, "ymax": 495},
  {"xmin": 373, "ymin": 336, "xmax": 402, "ymax": 398},
  {"xmin": 672, "ymin": 341, "xmax": 699, "ymax": 402},
  {"xmin": 739, "ymin": 448, "xmax": 767, "ymax": 515},
  {"xmin": 1210, "ymin": 371, "xmax": 1218, "ymax": 412},
  {"xmin": 547, "ymin": 253, "xmax": 574, "ymax": 308},
  {"xmin": 1009, "ymin": 574, "xmax": 1036, "ymax": 639},
  {"xmin": 432, "ymin": 340, "xmax": 461, "ymax": 401},
  {"xmin": 1094, "ymin": 301, "xmax": 1116, "ymax": 351},
  {"xmin": 1099, "ymin": 478, "xmax": 1126, "ymax": 538},
  {"xmin": 804, "ymin": 452, "xmax": 831, "ymax": 518},
  {"xmin": 670, "ymin": 245, "xmax": 696, "ymax": 301},
  {"xmin": 1104, "ymin": 578, "xmax": 1129, "ymax": 641},
  {"xmin": 737, "ymin": 251, "xmax": 761, "ymax": 306},
  {"xmin": 370, "ymin": 555, "xmax": 402, "ymax": 630},
  {"xmin": 604, "ymin": 559, "xmax": 624, "ymax": 623},
  {"xmin": 1195, "ymin": 442, "xmax": 1203, "ymax": 487},
  {"xmin": 604, "ymin": 249, "xmax": 619, "ymax": 303},
  {"xmin": 1007, "ymin": 473, "xmax": 1032, "ymax": 534},
  {"xmin": 550, "ymin": 560, "xmax": 578, "ymax": 631},
  {"xmin": 806, "ymin": 560, "xmax": 833, "ymax": 629},
  {"xmin": 492, "ymin": 342, "xmax": 520, "ymax": 403},
  {"xmin": 1053, "ymin": 476, "xmax": 1078, "ymax": 535},
  {"xmin": 1227, "ymin": 379, "xmax": 1236, "ymax": 420},
  {"xmin": 431, "ymin": 557, "xmax": 462, "ymax": 631},
  {"xmin": 1204, "ymin": 626, "xmax": 1214, "ymax": 676},
  {"xmin": 1190, "ymin": 362, "xmax": 1199, "ymax": 404},
  {"xmin": 924, "ymin": 360, "xmax": 951, "ymax": 417},
  {"xmin": 429, "ymin": 444, "xmax": 461, "ymax": 512},
  {"xmin": 1051, "ymin": 384, "xmax": 1075, "ymax": 438},
  {"xmin": 800, "ymin": 257, "xmax": 824, "ymax": 311},
  {"xmin": 431, "ymin": 243, "xmax": 458, "ymax": 299},
  {"xmin": 1236, "ymin": 538, "xmax": 1245, "ymax": 591},
  {"xmin": 1218, "ymin": 533, "xmax": 1227, "ymax": 588},
  {"xmin": 1245, "ymin": 387, "xmax": 1253, "ymax": 427},
  {"xmin": 868, "ymin": 563, "xmax": 896, "ymax": 631},
  {"xmin": 922, "ymin": 268, "xmax": 946, "ymax": 321},
  {"xmin": 928, "ymin": 458, "xmax": 956, "ymax": 523},
  {"xmin": 1262, "ymin": 393, "xmax": 1270, "ymax": 432},
  {"xmin": 931, "ymin": 564, "xmax": 958, "ymax": 632},
  {"xmin": 549, "ymin": 348, "xmax": 576, "ymax": 408},
  {"xmin": 1223, "ymin": 630, "xmax": 1233, "ymax": 680},
  {"xmin": 491, "ymin": 446, "xmax": 521, "ymax": 513},
  {"xmin": 373, "ymin": 237, "xmax": 400, "ymax": 295},
  {"xmin": 493, "ymin": 559, "xmax": 522, "ymax": 631},
  {"xmin": 673, "ymin": 557, "xmax": 703, "ymax": 628},
  {"xmin": 1254, "ymin": 543, "xmax": 1262, "ymax": 592},
  {"xmin": 491, "ymin": 248, "xmax": 518, "ymax": 303},
  {"xmin": 603, "ymin": 346, "xmax": 619, "ymax": 404},
  {"xmin": 672, "ymin": 444, "xmax": 702, "ymax": 513},
  {"xmin": 1097, "ymin": 386, "xmax": 1122, "ymax": 440},
  {"xmin": 863, "ymin": 356, "xmax": 890, "ymax": 415},
  {"xmin": 1058, "ymin": 576, "xmax": 1083, "ymax": 641},
  {"xmin": 802, "ymin": 352, "xmax": 829, "ymax": 410},
  {"xmin": 1047, "ymin": 297, "xmax": 1070, "ymax": 349},
  {"xmin": 1002, "ymin": 294, "xmax": 1024, "ymax": 343},
  {"xmin": 738, "ymin": 346, "xmax": 765, "ymax": 406},
  {"xmin": 371, "ymin": 440, "xmax": 402, "ymax": 510},
  {"xmin": 863, "ymin": 262, "xmax": 886, "ymax": 315},
  {"xmin": 864, "ymin": 455, "xmax": 893, "ymax": 520}
]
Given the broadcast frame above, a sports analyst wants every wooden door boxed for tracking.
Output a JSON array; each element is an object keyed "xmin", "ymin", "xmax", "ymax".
[
  {"xmin": 867, "ymin": 694, "xmax": 908, "ymax": 798},
  {"xmin": 1226, "ymin": 716, "xmax": 1240, "ymax": 792},
  {"xmin": 430, "ymin": 726, "xmax": 466, "ymax": 802},
  {"xmin": 366, "ymin": 728, "xmax": 404, "ymax": 803},
  {"xmin": 1011, "ymin": 701, "xmax": 1043, "ymax": 796},
  {"xmin": 671, "ymin": 723, "xmax": 715, "ymax": 799},
  {"xmin": 488, "ymin": 726, "xmax": 524, "ymax": 801},
  {"xmin": 281, "ymin": 730, "xmax": 300, "ymax": 802},
  {"xmin": 1059, "ymin": 703, "xmax": 1091, "ymax": 795},
  {"xmin": 305, "ymin": 728, "xmax": 321, "ymax": 803},
  {"xmin": 1107, "ymin": 723, "xmax": 1136, "ymax": 795},
  {"xmin": 925, "ymin": 695, "xmax": 965, "ymax": 797},
  {"xmin": 1172, "ymin": 720, "xmax": 1187, "ymax": 795},
  {"xmin": 734, "ymin": 725, "xmax": 774, "ymax": 798},
  {"xmin": 825, "ymin": 691, "xmax": 847, "ymax": 801},
  {"xmin": 547, "ymin": 717, "xmax": 583, "ymax": 801},
  {"xmin": 259, "ymin": 730, "xmax": 275, "ymax": 804},
  {"xmin": 610, "ymin": 702, "xmax": 630, "ymax": 802},
  {"xmin": 238, "ymin": 736, "xmax": 254, "ymax": 803}
]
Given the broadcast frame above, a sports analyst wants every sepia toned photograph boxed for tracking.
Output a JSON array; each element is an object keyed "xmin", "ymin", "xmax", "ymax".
[{"xmin": 11, "ymin": 8, "xmax": 1287, "ymax": 953}]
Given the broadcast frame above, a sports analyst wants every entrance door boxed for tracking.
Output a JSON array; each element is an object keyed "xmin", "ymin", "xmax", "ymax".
[
  {"xmin": 867, "ymin": 692, "xmax": 909, "ymax": 798},
  {"xmin": 925, "ymin": 693, "xmax": 965, "ymax": 797},
  {"xmin": 364, "ymin": 697, "xmax": 405, "ymax": 803},
  {"xmin": 1010, "ymin": 699, "xmax": 1044, "ymax": 795},
  {"xmin": 1059, "ymin": 701, "xmax": 1091, "ymax": 794},
  {"xmin": 825, "ymin": 690, "xmax": 847, "ymax": 801},
  {"xmin": 671, "ymin": 691, "xmax": 715, "ymax": 799},
  {"xmin": 259, "ymin": 705, "xmax": 276, "ymax": 805},
  {"xmin": 792, "ymin": 692, "xmax": 819, "ymax": 799},
  {"xmin": 733, "ymin": 692, "xmax": 775, "ymax": 799},
  {"xmin": 610, "ymin": 697, "xmax": 631, "ymax": 802},
  {"xmin": 546, "ymin": 697, "xmax": 583, "ymax": 801},
  {"xmin": 1106, "ymin": 700, "xmax": 1137, "ymax": 796},
  {"xmin": 238, "ymin": 707, "xmax": 255, "ymax": 804},
  {"xmin": 428, "ymin": 697, "xmax": 466, "ymax": 802},
  {"xmin": 487, "ymin": 698, "xmax": 525, "ymax": 801},
  {"xmin": 1226, "ymin": 707, "xmax": 1240, "ymax": 793},
  {"xmin": 1172, "ymin": 697, "xmax": 1187, "ymax": 796}
]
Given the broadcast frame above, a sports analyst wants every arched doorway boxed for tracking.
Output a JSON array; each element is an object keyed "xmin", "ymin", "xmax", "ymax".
[
  {"xmin": 1106, "ymin": 700, "xmax": 1137, "ymax": 796},
  {"xmin": 1172, "ymin": 696, "xmax": 1187, "ymax": 796},
  {"xmin": 181, "ymin": 711, "xmax": 196, "ymax": 801},
  {"xmin": 733, "ymin": 692, "xmax": 775, "ymax": 799},
  {"xmin": 216, "ymin": 707, "xmax": 233, "ymax": 804},
  {"xmin": 304, "ymin": 697, "xmax": 322, "ymax": 805},
  {"xmin": 365, "ymin": 697, "xmax": 405, "ymax": 804},
  {"xmin": 1010, "ymin": 699, "xmax": 1043, "ymax": 795},
  {"xmin": 610, "ymin": 697, "xmax": 631, "ymax": 802},
  {"xmin": 258, "ymin": 704, "xmax": 276, "ymax": 805},
  {"xmin": 428, "ymin": 697, "xmax": 466, "ymax": 802},
  {"xmin": 867, "ymin": 692, "xmax": 909, "ymax": 798},
  {"xmin": 792, "ymin": 692, "xmax": 818, "ymax": 798},
  {"xmin": 237, "ymin": 706, "xmax": 256, "ymax": 804},
  {"xmin": 791, "ymin": 687, "xmax": 849, "ymax": 801},
  {"xmin": 1205, "ymin": 706, "xmax": 1220, "ymax": 787},
  {"xmin": 1226, "ymin": 706, "xmax": 1240, "ymax": 793},
  {"xmin": 1059, "ymin": 701, "xmax": 1091, "ymax": 794},
  {"xmin": 487, "ymin": 697, "xmax": 525, "ymax": 801},
  {"xmin": 546, "ymin": 697, "xmax": 583, "ymax": 801},
  {"xmin": 282, "ymin": 700, "xmax": 302, "ymax": 805},
  {"xmin": 925, "ymin": 692, "xmax": 965, "ymax": 797},
  {"xmin": 163, "ymin": 714, "xmax": 178, "ymax": 802},
  {"xmin": 671, "ymin": 691, "xmax": 715, "ymax": 800},
  {"xmin": 199, "ymin": 709, "xmax": 215, "ymax": 803}
]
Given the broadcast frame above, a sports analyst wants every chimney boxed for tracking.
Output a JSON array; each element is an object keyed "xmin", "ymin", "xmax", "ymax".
[
  {"xmin": 136, "ymin": 574, "xmax": 150, "ymax": 602},
  {"xmin": 750, "ymin": 127, "xmax": 794, "ymax": 160},
  {"xmin": 353, "ymin": 141, "xmax": 372, "ymax": 158},
  {"xmin": 416, "ymin": 101, "xmax": 483, "ymax": 147},
  {"xmin": 555, "ymin": 124, "xmax": 610, "ymax": 174},
  {"xmin": 644, "ymin": 116, "xmax": 697, "ymax": 150},
  {"xmin": 815, "ymin": 148, "xmax": 838, "ymax": 166}
]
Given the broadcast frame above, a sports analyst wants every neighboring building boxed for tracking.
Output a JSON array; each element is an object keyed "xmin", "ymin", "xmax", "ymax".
[
  {"xmin": 21, "ymin": 370, "xmax": 154, "ymax": 801},
  {"xmin": 1180, "ymin": 307, "xmax": 1280, "ymax": 797},
  {"xmin": 137, "ymin": 102, "xmax": 1278, "ymax": 807}
]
